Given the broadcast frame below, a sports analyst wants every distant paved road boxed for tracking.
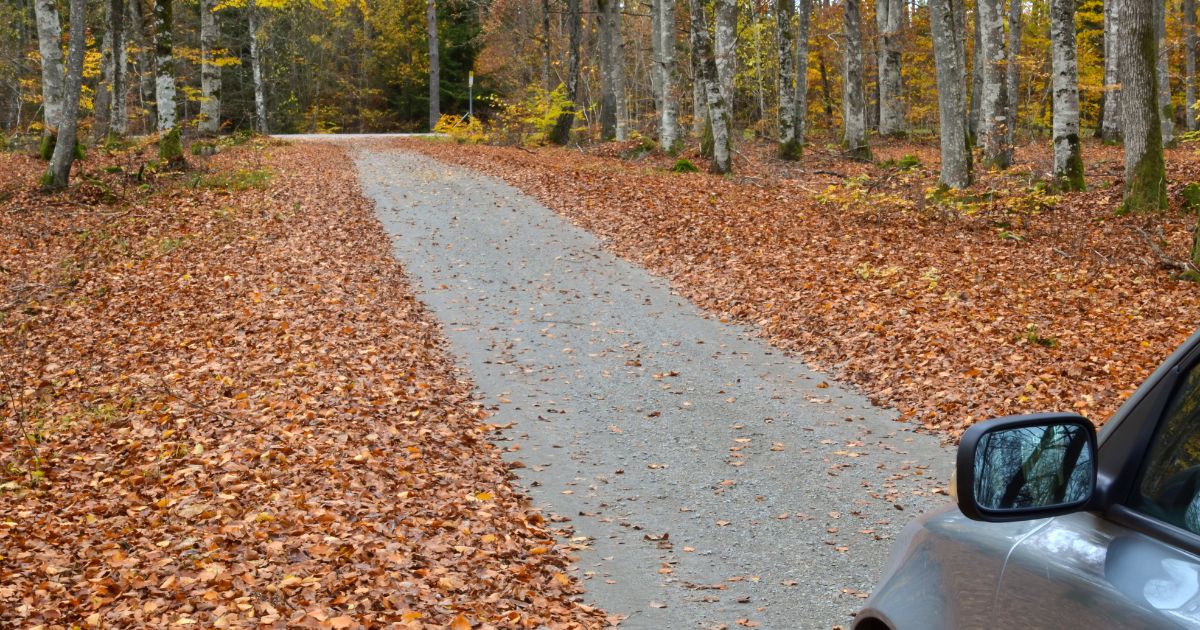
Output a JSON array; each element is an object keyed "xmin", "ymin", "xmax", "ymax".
[{"xmin": 345, "ymin": 143, "xmax": 952, "ymax": 630}]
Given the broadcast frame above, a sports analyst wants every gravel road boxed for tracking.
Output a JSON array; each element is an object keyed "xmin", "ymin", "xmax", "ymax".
[{"xmin": 350, "ymin": 145, "xmax": 953, "ymax": 629}]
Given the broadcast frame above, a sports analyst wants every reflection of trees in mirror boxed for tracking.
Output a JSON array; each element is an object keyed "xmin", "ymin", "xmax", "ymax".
[{"xmin": 974, "ymin": 424, "xmax": 1092, "ymax": 510}]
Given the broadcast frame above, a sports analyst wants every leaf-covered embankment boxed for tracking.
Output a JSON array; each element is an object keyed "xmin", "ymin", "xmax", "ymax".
[
  {"xmin": 399, "ymin": 138, "xmax": 1200, "ymax": 436},
  {"xmin": 0, "ymin": 141, "xmax": 607, "ymax": 629}
]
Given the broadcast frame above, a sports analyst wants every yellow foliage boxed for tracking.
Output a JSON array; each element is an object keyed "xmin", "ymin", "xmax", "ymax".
[{"xmin": 434, "ymin": 114, "xmax": 486, "ymax": 144}]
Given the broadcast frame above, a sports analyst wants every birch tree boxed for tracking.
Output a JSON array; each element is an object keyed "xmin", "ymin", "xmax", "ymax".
[
  {"xmin": 1119, "ymin": 0, "xmax": 1166, "ymax": 213},
  {"xmin": 1050, "ymin": 0, "xmax": 1083, "ymax": 190},
  {"xmin": 1101, "ymin": 0, "xmax": 1121, "ymax": 142},
  {"xmin": 842, "ymin": 0, "xmax": 869, "ymax": 160},
  {"xmin": 876, "ymin": 0, "xmax": 903, "ymax": 136},
  {"xmin": 44, "ymin": 0, "xmax": 84, "ymax": 189},
  {"xmin": 199, "ymin": 0, "xmax": 221, "ymax": 135},
  {"xmin": 1155, "ymin": 0, "xmax": 1174, "ymax": 145},
  {"xmin": 1185, "ymin": 0, "xmax": 1198, "ymax": 130},
  {"xmin": 249, "ymin": 0, "xmax": 267, "ymax": 133},
  {"xmin": 658, "ymin": 0, "xmax": 681, "ymax": 153},
  {"xmin": 689, "ymin": 0, "xmax": 730, "ymax": 172},
  {"xmin": 930, "ymin": 0, "xmax": 971, "ymax": 187},
  {"xmin": 33, "ymin": 0, "xmax": 65, "ymax": 157},
  {"xmin": 978, "ymin": 0, "xmax": 1011, "ymax": 168},
  {"xmin": 427, "ymin": 0, "xmax": 439, "ymax": 129},
  {"xmin": 549, "ymin": 0, "xmax": 581, "ymax": 144},
  {"xmin": 153, "ymin": 0, "xmax": 185, "ymax": 165}
]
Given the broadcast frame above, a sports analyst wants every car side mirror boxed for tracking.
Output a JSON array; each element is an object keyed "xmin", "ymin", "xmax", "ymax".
[{"xmin": 956, "ymin": 413, "xmax": 1097, "ymax": 522}]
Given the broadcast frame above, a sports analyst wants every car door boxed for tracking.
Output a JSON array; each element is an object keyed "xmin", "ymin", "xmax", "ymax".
[{"xmin": 990, "ymin": 353, "xmax": 1200, "ymax": 629}]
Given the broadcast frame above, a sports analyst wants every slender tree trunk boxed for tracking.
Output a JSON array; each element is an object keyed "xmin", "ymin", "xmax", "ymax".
[
  {"xmin": 542, "ymin": 0, "xmax": 553, "ymax": 91},
  {"xmin": 426, "ymin": 0, "xmax": 439, "ymax": 130},
  {"xmin": 551, "ymin": 0, "xmax": 581, "ymax": 144},
  {"xmin": 249, "ymin": 0, "xmax": 267, "ymax": 133},
  {"xmin": 1050, "ymin": 0, "xmax": 1083, "ymax": 190},
  {"xmin": 978, "ymin": 0, "xmax": 1010, "ymax": 168},
  {"xmin": 651, "ymin": 0, "xmax": 663, "ymax": 114},
  {"xmin": 128, "ymin": 0, "xmax": 153, "ymax": 134},
  {"xmin": 1120, "ymin": 0, "xmax": 1166, "ymax": 213},
  {"xmin": 795, "ymin": 0, "xmax": 810, "ymax": 145},
  {"xmin": 659, "ymin": 0, "xmax": 681, "ymax": 152},
  {"xmin": 94, "ymin": 15, "xmax": 115, "ymax": 142},
  {"xmin": 614, "ymin": 8, "xmax": 628, "ymax": 139},
  {"xmin": 153, "ymin": 0, "xmax": 177, "ymax": 132},
  {"xmin": 109, "ymin": 0, "xmax": 126, "ymax": 136},
  {"xmin": 1005, "ymin": 0, "xmax": 1021, "ymax": 145},
  {"xmin": 1156, "ymin": 0, "xmax": 1174, "ymax": 145},
  {"xmin": 970, "ymin": 4, "xmax": 982, "ymax": 141},
  {"xmin": 877, "ymin": 0, "xmax": 903, "ymax": 136},
  {"xmin": 1186, "ymin": 0, "xmax": 1198, "ymax": 130},
  {"xmin": 930, "ymin": 0, "xmax": 971, "ymax": 187},
  {"xmin": 818, "ymin": 50, "xmax": 833, "ymax": 126},
  {"xmin": 715, "ymin": 0, "xmax": 736, "ymax": 115},
  {"xmin": 599, "ymin": 0, "xmax": 618, "ymax": 139},
  {"xmin": 199, "ymin": 0, "xmax": 221, "ymax": 135},
  {"xmin": 1101, "ymin": 0, "xmax": 1121, "ymax": 142},
  {"xmin": 33, "ymin": 0, "xmax": 64, "ymax": 155},
  {"xmin": 842, "ymin": 0, "xmax": 869, "ymax": 159},
  {"xmin": 753, "ymin": 14, "xmax": 766, "ymax": 119},
  {"xmin": 45, "ymin": 0, "xmax": 84, "ymax": 189},
  {"xmin": 689, "ymin": 0, "xmax": 730, "ymax": 172},
  {"xmin": 691, "ymin": 15, "xmax": 707, "ymax": 138},
  {"xmin": 777, "ymin": 0, "xmax": 799, "ymax": 158}
]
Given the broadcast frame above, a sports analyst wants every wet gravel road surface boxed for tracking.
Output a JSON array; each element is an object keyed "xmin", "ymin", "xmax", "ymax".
[{"xmin": 351, "ymin": 146, "xmax": 953, "ymax": 629}]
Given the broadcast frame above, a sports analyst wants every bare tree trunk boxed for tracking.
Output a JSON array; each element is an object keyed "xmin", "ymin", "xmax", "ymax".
[
  {"xmin": 651, "ymin": 0, "xmax": 663, "ymax": 114},
  {"xmin": 659, "ymin": 0, "xmax": 681, "ymax": 152},
  {"xmin": 842, "ymin": 0, "xmax": 869, "ymax": 159},
  {"xmin": 109, "ymin": 0, "xmax": 126, "ymax": 136},
  {"xmin": 1050, "ymin": 0, "xmax": 1083, "ymax": 190},
  {"xmin": 777, "ymin": 0, "xmax": 798, "ymax": 158},
  {"xmin": 1156, "ymin": 0, "xmax": 1174, "ymax": 145},
  {"xmin": 94, "ymin": 14, "xmax": 115, "ymax": 142},
  {"xmin": 543, "ymin": 0, "xmax": 553, "ymax": 91},
  {"xmin": 249, "ymin": 0, "xmax": 267, "ymax": 133},
  {"xmin": 689, "ymin": 0, "xmax": 730, "ymax": 172},
  {"xmin": 128, "ymin": 0, "xmax": 153, "ymax": 135},
  {"xmin": 153, "ymin": 0, "xmax": 177, "ymax": 133},
  {"xmin": 691, "ymin": 15, "xmax": 707, "ymax": 138},
  {"xmin": 199, "ymin": 0, "xmax": 221, "ymax": 135},
  {"xmin": 1005, "ymin": 0, "xmax": 1021, "ymax": 146},
  {"xmin": 45, "ymin": 0, "xmax": 84, "ymax": 189},
  {"xmin": 551, "ymin": 0, "xmax": 581, "ymax": 144},
  {"xmin": 33, "ymin": 0, "xmax": 64, "ymax": 154},
  {"xmin": 426, "ymin": 0, "xmax": 439, "ymax": 130},
  {"xmin": 969, "ymin": 4, "xmax": 982, "ymax": 141},
  {"xmin": 1101, "ymin": 0, "xmax": 1121, "ymax": 142},
  {"xmin": 930, "ymin": 0, "xmax": 971, "ymax": 187},
  {"xmin": 795, "ymin": 0, "xmax": 810, "ymax": 146},
  {"xmin": 1186, "ymin": 0, "xmax": 1198, "ymax": 130},
  {"xmin": 877, "ymin": 0, "xmax": 903, "ymax": 136},
  {"xmin": 599, "ymin": 0, "xmax": 619, "ymax": 139},
  {"xmin": 978, "ymin": 0, "xmax": 1010, "ymax": 168},
  {"xmin": 1120, "ymin": 0, "xmax": 1166, "ymax": 213},
  {"xmin": 614, "ymin": 8, "xmax": 628, "ymax": 140},
  {"xmin": 715, "ymin": 0, "xmax": 736, "ymax": 114}
]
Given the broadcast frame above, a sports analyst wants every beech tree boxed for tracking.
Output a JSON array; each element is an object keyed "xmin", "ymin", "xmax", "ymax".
[
  {"xmin": 1005, "ymin": 0, "xmax": 1021, "ymax": 147},
  {"xmin": 153, "ymin": 0, "xmax": 185, "ymax": 165},
  {"xmin": 978, "ymin": 0, "xmax": 1011, "ymax": 168},
  {"xmin": 1050, "ymin": 0, "xmax": 1083, "ymax": 190},
  {"xmin": 930, "ymin": 0, "xmax": 971, "ymax": 187},
  {"xmin": 1101, "ymin": 0, "xmax": 1121, "ymax": 142},
  {"xmin": 658, "ymin": 0, "xmax": 681, "ymax": 153},
  {"xmin": 598, "ymin": 0, "xmax": 623, "ymax": 140},
  {"xmin": 1187, "ymin": 0, "xmax": 1199, "ymax": 131},
  {"xmin": 249, "ymin": 0, "xmax": 267, "ymax": 133},
  {"xmin": 427, "ymin": 0, "xmax": 439, "ymax": 130},
  {"xmin": 549, "ymin": 0, "xmax": 581, "ymax": 144},
  {"xmin": 1119, "ymin": 0, "xmax": 1166, "ymax": 213},
  {"xmin": 93, "ymin": 0, "xmax": 126, "ymax": 142},
  {"xmin": 689, "ymin": 0, "xmax": 730, "ymax": 172},
  {"xmin": 842, "ymin": 0, "xmax": 869, "ymax": 160},
  {"xmin": 33, "ymin": 0, "xmax": 64, "ymax": 157},
  {"xmin": 777, "ymin": 0, "xmax": 798, "ymax": 158},
  {"xmin": 44, "ymin": 0, "xmax": 84, "ymax": 189},
  {"xmin": 876, "ymin": 0, "xmax": 903, "ymax": 136},
  {"xmin": 1155, "ymin": 0, "xmax": 1174, "ymax": 145},
  {"xmin": 199, "ymin": 0, "xmax": 221, "ymax": 135}
]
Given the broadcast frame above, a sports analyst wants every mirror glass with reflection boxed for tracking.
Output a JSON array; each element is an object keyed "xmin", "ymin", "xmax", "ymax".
[{"xmin": 973, "ymin": 422, "xmax": 1094, "ymax": 511}]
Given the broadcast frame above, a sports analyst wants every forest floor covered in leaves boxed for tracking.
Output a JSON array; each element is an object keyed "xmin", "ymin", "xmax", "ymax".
[
  {"xmin": 0, "ymin": 140, "xmax": 608, "ymax": 628},
  {"xmin": 401, "ymin": 135, "xmax": 1200, "ymax": 436}
]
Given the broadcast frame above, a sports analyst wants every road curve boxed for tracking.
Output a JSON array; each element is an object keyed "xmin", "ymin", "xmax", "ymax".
[{"xmin": 348, "ymin": 144, "xmax": 952, "ymax": 630}]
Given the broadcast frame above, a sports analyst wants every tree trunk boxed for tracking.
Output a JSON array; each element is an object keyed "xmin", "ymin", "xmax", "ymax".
[
  {"xmin": 550, "ymin": 0, "xmax": 581, "ymax": 144},
  {"xmin": 1101, "ymin": 0, "xmax": 1121, "ymax": 142},
  {"xmin": 842, "ymin": 0, "xmax": 869, "ymax": 160},
  {"xmin": 651, "ymin": 0, "xmax": 663, "ymax": 115},
  {"xmin": 689, "ymin": 0, "xmax": 730, "ymax": 172},
  {"xmin": 715, "ymin": 0, "xmax": 736, "ymax": 114},
  {"xmin": 658, "ymin": 0, "xmax": 681, "ymax": 153},
  {"xmin": 1050, "ymin": 0, "xmax": 1083, "ymax": 190},
  {"xmin": 33, "ymin": 0, "xmax": 64, "ymax": 153},
  {"xmin": 153, "ymin": 0, "xmax": 177, "ymax": 133},
  {"xmin": 1005, "ymin": 0, "xmax": 1021, "ymax": 146},
  {"xmin": 970, "ymin": 3, "xmax": 982, "ymax": 141},
  {"xmin": 44, "ymin": 0, "xmax": 84, "ymax": 189},
  {"xmin": 1120, "ymin": 0, "xmax": 1166, "ymax": 213},
  {"xmin": 128, "ymin": 0, "xmax": 154, "ymax": 134},
  {"xmin": 1156, "ymin": 0, "xmax": 1174, "ymax": 145},
  {"xmin": 930, "ymin": 0, "xmax": 972, "ymax": 187},
  {"xmin": 877, "ymin": 0, "xmax": 903, "ymax": 136},
  {"xmin": 94, "ymin": 15, "xmax": 115, "ymax": 142},
  {"xmin": 1186, "ymin": 0, "xmax": 1198, "ymax": 130},
  {"xmin": 109, "ymin": 0, "xmax": 126, "ymax": 137},
  {"xmin": 599, "ymin": 0, "xmax": 619, "ymax": 140},
  {"xmin": 199, "ymin": 0, "xmax": 221, "ymax": 135},
  {"xmin": 978, "ymin": 0, "xmax": 1010, "ymax": 168},
  {"xmin": 249, "ymin": 0, "xmax": 267, "ymax": 134},
  {"xmin": 543, "ymin": 0, "xmax": 553, "ymax": 91},
  {"xmin": 614, "ymin": 7, "xmax": 628, "ymax": 140},
  {"xmin": 426, "ymin": 0, "xmax": 439, "ymax": 130},
  {"xmin": 691, "ymin": 14, "xmax": 707, "ymax": 138},
  {"xmin": 777, "ymin": 0, "xmax": 798, "ymax": 158},
  {"xmin": 795, "ymin": 0, "xmax": 810, "ymax": 147}
]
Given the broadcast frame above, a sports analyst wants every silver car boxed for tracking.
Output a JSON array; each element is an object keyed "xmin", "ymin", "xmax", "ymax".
[{"xmin": 856, "ymin": 329, "xmax": 1200, "ymax": 629}]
